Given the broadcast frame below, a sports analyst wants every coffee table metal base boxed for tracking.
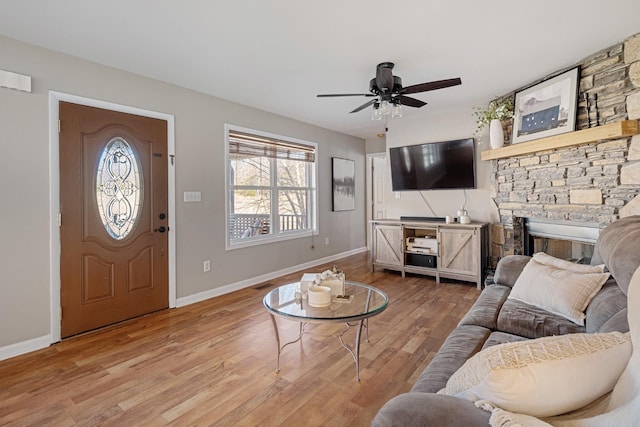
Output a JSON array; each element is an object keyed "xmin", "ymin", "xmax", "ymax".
[
  {"xmin": 268, "ymin": 315, "xmax": 369, "ymax": 381},
  {"xmin": 263, "ymin": 281, "xmax": 387, "ymax": 382}
]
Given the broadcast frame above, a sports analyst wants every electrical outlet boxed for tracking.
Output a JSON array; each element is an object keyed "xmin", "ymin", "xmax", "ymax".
[
  {"xmin": 203, "ymin": 260, "xmax": 211, "ymax": 272},
  {"xmin": 325, "ymin": 237, "xmax": 330, "ymax": 245}
]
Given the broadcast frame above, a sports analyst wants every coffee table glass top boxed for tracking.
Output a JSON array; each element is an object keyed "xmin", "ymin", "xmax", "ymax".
[{"xmin": 263, "ymin": 281, "xmax": 388, "ymax": 322}]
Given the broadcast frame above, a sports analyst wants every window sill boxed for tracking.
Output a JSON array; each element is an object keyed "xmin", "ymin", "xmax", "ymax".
[{"xmin": 226, "ymin": 229, "xmax": 318, "ymax": 251}]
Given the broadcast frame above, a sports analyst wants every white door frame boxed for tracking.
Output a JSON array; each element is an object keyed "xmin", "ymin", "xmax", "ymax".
[
  {"xmin": 48, "ymin": 91, "xmax": 177, "ymax": 342},
  {"xmin": 365, "ymin": 152, "xmax": 387, "ymax": 250}
]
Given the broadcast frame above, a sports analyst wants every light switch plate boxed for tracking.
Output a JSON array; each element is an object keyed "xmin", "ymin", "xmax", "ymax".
[{"xmin": 184, "ymin": 191, "xmax": 202, "ymax": 202}]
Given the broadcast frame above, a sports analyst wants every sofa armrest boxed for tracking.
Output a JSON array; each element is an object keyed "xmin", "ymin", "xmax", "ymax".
[
  {"xmin": 411, "ymin": 325, "xmax": 490, "ymax": 393},
  {"xmin": 494, "ymin": 255, "xmax": 531, "ymax": 288},
  {"xmin": 371, "ymin": 393, "xmax": 490, "ymax": 427}
]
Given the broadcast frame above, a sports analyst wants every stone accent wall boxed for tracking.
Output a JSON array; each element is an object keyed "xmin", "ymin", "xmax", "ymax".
[{"xmin": 489, "ymin": 32, "xmax": 640, "ymax": 266}]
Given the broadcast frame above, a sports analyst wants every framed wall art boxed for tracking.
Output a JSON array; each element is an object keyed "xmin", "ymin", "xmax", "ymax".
[
  {"xmin": 512, "ymin": 66, "xmax": 580, "ymax": 144},
  {"xmin": 332, "ymin": 157, "xmax": 355, "ymax": 211}
]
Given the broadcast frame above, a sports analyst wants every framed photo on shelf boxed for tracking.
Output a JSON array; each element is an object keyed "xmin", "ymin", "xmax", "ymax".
[
  {"xmin": 332, "ymin": 157, "xmax": 355, "ymax": 211},
  {"xmin": 512, "ymin": 66, "xmax": 580, "ymax": 144}
]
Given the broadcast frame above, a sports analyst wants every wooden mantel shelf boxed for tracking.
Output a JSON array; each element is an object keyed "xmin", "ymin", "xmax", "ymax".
[{"xmin": 481, "ymin": 120, "xmax": 639, "ymax": 161}]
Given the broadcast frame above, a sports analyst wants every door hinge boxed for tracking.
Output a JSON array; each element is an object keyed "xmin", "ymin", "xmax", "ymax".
[
  {"xmin": 58, "ymin": 119, "xmax": 61, "ymax": 133},
  {"xmin": 57, "ymin": 213, "xmax": 62, "ymax": 227},
  {"xmin": 59, "ymin": 306, "xmax": 63, "ymax": 320}
]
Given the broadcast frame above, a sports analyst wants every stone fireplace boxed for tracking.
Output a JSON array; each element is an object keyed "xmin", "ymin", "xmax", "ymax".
[{"xmin": 488, "ymin": 32, "xmax": 640, "ymax": 267}]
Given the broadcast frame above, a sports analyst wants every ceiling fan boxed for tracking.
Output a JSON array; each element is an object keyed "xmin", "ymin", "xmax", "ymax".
[{"xmin": 317, "ymin": 62, "xmax": 461, "ymax": 118}]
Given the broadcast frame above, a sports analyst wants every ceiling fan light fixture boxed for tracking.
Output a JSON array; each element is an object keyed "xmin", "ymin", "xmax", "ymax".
[
  {"xmin": 391, "ymin": 101, "xmax": 403, "ymax": 118},
  {"xmin": 379, "ymin": 100, "xmax": 391, "ymax": 116},
  {"xmin": 372, "ymin": 102, "xmax": 382, "ymax": 120},
  {"xmin": 318, "ymin": 62, "xmax": 461, "ymax": 121}
]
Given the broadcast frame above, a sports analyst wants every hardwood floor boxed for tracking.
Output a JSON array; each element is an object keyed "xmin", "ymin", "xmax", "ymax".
[{"xmin": 0, "ymin": 252, "xmax": 481, "ymax": 426}]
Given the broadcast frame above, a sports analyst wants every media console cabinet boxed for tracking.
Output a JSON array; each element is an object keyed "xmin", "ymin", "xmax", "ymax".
[{"xmin": 370, "ymin": 219, "xmax": 489, "ymax": 289}]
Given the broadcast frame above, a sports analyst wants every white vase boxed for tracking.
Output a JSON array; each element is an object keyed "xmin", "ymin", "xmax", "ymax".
[{"xmin": 489, "ymin": 119, "xmax": 504, "ymax": 149}]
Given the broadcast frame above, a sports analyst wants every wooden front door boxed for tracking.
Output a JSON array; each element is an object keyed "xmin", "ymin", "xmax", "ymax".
[{"xmin": 59, "ymin": 102, "xmax": 169, "ymax": 338}]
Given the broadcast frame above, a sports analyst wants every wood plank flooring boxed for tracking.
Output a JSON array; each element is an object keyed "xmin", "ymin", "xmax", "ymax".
[{"xmin": 0, "ymin": 252, "xmax": 481, "ymax": 426}]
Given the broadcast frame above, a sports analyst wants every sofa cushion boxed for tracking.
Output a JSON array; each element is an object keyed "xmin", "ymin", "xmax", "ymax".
[
  {"xmin": 497, "ymin": 298, "xmax": 585, "ymax": 339},
  {"xmin": 458, "ymin": 284, "xmax": 511, "ymax": 330},
  {"xmin": 442, "ymin": 332, "xmax": 631, "ymax": 418},
  {"xmin": 599, "ymin": 309, "xmax": 630, "ymax": 334},
  {"xmin": 411, "ymin": 325, "xmax": 491, "ymax": 394},
  {"xmin": 481, "ymin": 331, "xmax": 528, "ymax": 350},
  {"xmin": 508, "ymin": 253, "xmax": 609, "ymax": 325},
  {"xmin": 586, "ymin": 279, "xmax": 629, "ymax": 333}
]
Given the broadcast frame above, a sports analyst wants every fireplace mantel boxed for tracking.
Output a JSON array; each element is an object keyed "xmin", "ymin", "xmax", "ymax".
[{"xmin": 481, "ymin": 120, "xmax": 639, "ymax": 161}]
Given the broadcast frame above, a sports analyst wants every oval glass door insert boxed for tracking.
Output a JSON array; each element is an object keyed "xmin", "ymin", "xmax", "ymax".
[{"xmin": 96, "ymin": 137, "xmax": 142, "ymax": 240}]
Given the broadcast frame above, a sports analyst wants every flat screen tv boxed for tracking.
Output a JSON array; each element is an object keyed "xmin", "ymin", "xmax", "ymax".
[{"xmin": 389, "ymin": 138, "xmax": 476, "ymax": 191}]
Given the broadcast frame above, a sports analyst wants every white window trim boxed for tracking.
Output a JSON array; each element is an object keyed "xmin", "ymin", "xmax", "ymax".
[{"xmin": 224, "ymin": 124, "xmax": 318, "ymax": 251}]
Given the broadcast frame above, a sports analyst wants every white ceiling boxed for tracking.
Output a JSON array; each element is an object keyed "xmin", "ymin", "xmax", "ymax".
[{"xmin": 1, "ymin": 0, "xmax": 640, "ymax": 141}]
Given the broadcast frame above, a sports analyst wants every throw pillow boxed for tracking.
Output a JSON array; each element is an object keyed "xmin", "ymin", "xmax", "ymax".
[
  {"xmin": 531, "ymin": 252, "xmax": 605, "ymax": 274},
  {"xmin": 442, "ymin": 332, "xmax": 631, "ymax": 418},
  {"xmin": 508, "ymin": 253, "xmax": 610, "ymax": 325}
]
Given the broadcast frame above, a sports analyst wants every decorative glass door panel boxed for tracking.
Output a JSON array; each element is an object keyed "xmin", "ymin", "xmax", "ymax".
[{"xmin": 96, "ymin": 137, "xmax": 142, "ymax": 240}]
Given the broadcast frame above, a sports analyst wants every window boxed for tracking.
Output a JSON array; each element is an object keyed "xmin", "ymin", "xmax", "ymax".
[{"xmin": 226, "ymin": 125, "xmax": 317, "ymax": 249}]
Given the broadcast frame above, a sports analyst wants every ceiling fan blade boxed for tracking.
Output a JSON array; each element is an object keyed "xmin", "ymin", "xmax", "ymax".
[
  {"xmin": 399, "ymin": 95, "xmax": 427, "ymax": 108},
  {"xmin": 317, "ymin": 93, "xmax": 375, "ymax": 97},
  {"xmin": 376, "ymin": 62, "xmax": 395, "ymax": 93},
  {"xmin": 403, "ymin": 77, "xmax": 462, "ymax": 94},
  {"xmin": 350, "ymin": 99, "xmax": 377, "ymax": 113}
]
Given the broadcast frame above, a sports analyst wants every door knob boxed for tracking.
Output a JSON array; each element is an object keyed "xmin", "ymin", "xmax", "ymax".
[{"xmin": 154, "ymin": 226, "xmax": 167, "ymax": 233}]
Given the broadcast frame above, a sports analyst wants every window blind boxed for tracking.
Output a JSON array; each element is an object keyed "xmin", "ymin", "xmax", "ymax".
[{"xmin": 228, "ymin": 130, "xmax": 315, "ymax": 162}]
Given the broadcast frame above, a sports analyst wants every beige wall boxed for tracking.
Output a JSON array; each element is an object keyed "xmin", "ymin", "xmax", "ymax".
[
  {"xmin": 369, "ymin": 108, "xmax": 496, "ymax": 224},
  {"xmin": 0, "ymin": 35, "xmax": 366, "ymax": 350}
]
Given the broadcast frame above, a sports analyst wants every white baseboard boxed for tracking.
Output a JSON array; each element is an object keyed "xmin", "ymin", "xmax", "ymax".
[
  {"xmin": 0, "ymin": 334, "xmax": 51, "ymax": 362},
  {"xmin": 0, "ymin": 247, "xmax": 367, "ymax": 361},
  {"xmin": 176, "ymin": 247, "xmax": 367, "ymax": 307}
]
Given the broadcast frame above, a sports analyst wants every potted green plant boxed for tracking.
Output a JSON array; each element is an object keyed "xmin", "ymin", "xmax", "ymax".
[{"xmin": 473, "ymin": 99, "xmax": 514, "ymax": 149}]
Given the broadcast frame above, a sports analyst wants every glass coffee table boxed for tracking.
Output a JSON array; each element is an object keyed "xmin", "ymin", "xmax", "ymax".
[{"xmin": 263, "ymin": 280, "xmax": 388, "ymax": 381}]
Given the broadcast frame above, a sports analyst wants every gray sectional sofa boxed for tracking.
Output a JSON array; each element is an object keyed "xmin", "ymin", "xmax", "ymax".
[{"xmin": 372, "ymin": 216, "xmax": 640, "ymax": 426}]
